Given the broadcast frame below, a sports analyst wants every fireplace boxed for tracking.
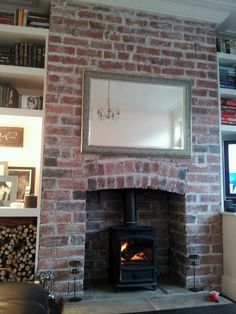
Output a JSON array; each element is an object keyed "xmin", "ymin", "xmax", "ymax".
[
  {"xmin": 109, "ymin": 226, "xmax": 157, "ymax": 289},
  {"xmin": 84, "ymin": 188, "xmax": 186, "ymax": 288},
  {"xmin": 109, "ymin": 189, "xmax": 157, "ymax": 290}
]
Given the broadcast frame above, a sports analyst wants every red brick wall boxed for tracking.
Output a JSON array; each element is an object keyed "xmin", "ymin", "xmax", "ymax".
[{"xmin": 39, "ymin": 0, "xmax": 222, "ymax": 293}]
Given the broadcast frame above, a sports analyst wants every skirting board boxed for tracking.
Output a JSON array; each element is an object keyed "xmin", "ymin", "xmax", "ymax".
[{"xmin": 222, "ymin": 275, "xmax": 236, "ymax": 301}]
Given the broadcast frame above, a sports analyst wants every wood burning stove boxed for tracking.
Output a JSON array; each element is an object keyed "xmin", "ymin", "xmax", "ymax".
[{"xmin": 109, "ymin": 190, "xmax": 157, "ymax": 290}]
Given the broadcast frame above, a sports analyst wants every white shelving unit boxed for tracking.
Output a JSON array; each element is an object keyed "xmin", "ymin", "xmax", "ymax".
[
  {"xmin": 0, "ymin": 24, "xmax": 48, "ymax": 273},
  {"xmin": 220, "ymin": 87, "xmax": 236, "ymax": 99},
  {"xmin": 0, "ymin": 207, "xmax": 40, "ymax": 217},
  {"xmin": 218, "ymin": 52, "xmax": 236, "ymax": 208},
  {"xmin": 0, "ymin": 65, "xmax": 45, "ymax": 89},
  {"xmin": 218, "ymin": 52, "xmax": 236, "ymax": 301}
]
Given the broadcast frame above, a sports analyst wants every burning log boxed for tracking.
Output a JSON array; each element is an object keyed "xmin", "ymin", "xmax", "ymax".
[
  {"xmin": 120, "ymin": 240, "xmax": 153, "ymax": 264},
  {"xmin": 0, "ymin": 220, "xmax": 37, "ymax": 282}
]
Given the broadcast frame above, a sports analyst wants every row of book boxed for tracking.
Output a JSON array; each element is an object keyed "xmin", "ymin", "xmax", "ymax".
[
  {"xmin": 217, "ymin": 37, "xmax": 236, "ymax": 55},
  {"xmin": 0, "ymin": 84, "xmax": 19, "ymax": 108},
  {"xmin": 0, "ymin": 43, "xmax": 45, "ymax": 68},
  {"xmin": 219, "ymin": 65, "xmax": 236, "ymax": 89},
  {"xmin": 221, "ymin": 98, "xmax": 236, "ymax": 125},
  {"xmin": 0, "ymin": 9, "xmax": 49, "ymax": 28},
  {"xmin": 0, "ymin": 84, "xmax": 43, "ymax": 110}
]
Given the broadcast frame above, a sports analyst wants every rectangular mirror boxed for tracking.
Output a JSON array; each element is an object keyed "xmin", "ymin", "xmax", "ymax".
[{"xmin": 81, "ymin": 70, "xmax": 192, "ymax": 157}]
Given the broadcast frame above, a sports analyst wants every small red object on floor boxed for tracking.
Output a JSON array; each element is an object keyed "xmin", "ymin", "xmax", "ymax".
[{"xmin": 208, "ymin": 291, "xmax": 219, "ymax": 303}]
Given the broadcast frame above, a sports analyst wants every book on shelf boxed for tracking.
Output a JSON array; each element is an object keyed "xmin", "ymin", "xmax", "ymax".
[
  {"xmin": 27, "ymin": 21, "xmax": 50, "ymax": 28},
  {"xmin": 27, "ymin": 11, "xmax": 50, "ymax": 28},
  {"xmin": 219, "ymin": 66, "xmax": 236, "ymax": 78},
  {"xmin": 14, "ymin": 42, "xmax": 45, "ymax": 68},
  {"xmin": 0, "ymin": 47, "xmax": 15, "ymax": 65},
  {"xmin": 222, "ymin": 118, "xmax": 236, "ymax": 125},
  {"xmin": 221, "ymin": 98, "xmax": 236, "ymax": 107},
  {"xmin": 0, "ymin": 8, "xmax": 49, "ymax": 28},
  {"xmin": 220, "ymin": 84, "xmax": 236, "ymax": 89},
  {"xmin": 0, "ymin": 10, "xmax": 15, "ymax": 25},
  {"xmin": 222, "ymin": 111, "xmax": 236, "ymax": 118},
  {"xmin": 217, "ymin": 37, "xmax": 236, "ymax": 55},
  {"xmin": 15, "ymin": 8, "xmax": 26, "ymax": 26},
  {"xmin": 0, "ymin": 16, "xmax": 14, "ymax": 25},
  {"xmin": 221, "ymin": 97, "xmax": 236, "ymax": 125},
  {"xmin": 222, "ymin": 106, "xmax": 236, "ymax": 113},
  {"xmin": 219, "ymin": 65, "xmax": 236, "ymax": 89}
]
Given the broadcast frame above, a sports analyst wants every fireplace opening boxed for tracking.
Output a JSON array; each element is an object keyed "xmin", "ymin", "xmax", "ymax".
[{"xmin": 84, "ymin": 189, "xmax": 186, "ymax": 290}]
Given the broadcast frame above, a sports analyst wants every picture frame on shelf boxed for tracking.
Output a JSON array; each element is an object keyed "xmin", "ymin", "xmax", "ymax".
[
  {"xmin": 0, "ymin": 161, "xmax": 8, "ymax": 175},
  {"xmin": 0, "ymin": 127, "xmax": 24, "ymax": 147},
  {"xmin": 21, "ymin": 95, "xmax": 43, "ymax": 110},
  {"xmin": 0, "ymin": 175, "xmax": 18, "ymax": 207},
  {"xmin": 8, "ymin": 167, "xmax": 35, "ymax": 202}
]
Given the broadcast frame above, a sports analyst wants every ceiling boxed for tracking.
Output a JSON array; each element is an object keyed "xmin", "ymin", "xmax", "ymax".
[
  {"xmin": 80, "ymin": 0, "xmax": 236, "ymax": 25},
  {"xmin": 1, "ymin": 0, "xmax": 236, "ymax": 32}
]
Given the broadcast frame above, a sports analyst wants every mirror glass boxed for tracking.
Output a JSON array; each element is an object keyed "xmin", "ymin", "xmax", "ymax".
[{"xmin": 82, "ymin": 71, "xmax": 192, "ymax": 157}]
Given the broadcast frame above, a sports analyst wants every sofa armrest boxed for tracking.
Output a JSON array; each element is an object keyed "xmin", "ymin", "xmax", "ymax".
[{"xmin": 0, "ymin": 282, "xmax": 49, "ymax": 314}]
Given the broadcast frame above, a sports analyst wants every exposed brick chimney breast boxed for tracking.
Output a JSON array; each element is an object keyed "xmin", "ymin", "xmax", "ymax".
[{"xmin": 40, "ymin": 0, "xmax": 222, "ymax": 294}]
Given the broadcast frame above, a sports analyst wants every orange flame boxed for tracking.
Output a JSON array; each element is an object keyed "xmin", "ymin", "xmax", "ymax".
[
  {"xmin": 120, "ymin": 241, "xmax": 149, "ymax": 263},
  {"xmin": 121, "ymin": 242, "xmax": 128, "ymax": 252}
]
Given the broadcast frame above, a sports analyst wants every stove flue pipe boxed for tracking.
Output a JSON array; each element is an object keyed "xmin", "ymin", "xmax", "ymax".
[{"xmin": 123, "ymin": 189, "xmax": 137, "ymax": 227}]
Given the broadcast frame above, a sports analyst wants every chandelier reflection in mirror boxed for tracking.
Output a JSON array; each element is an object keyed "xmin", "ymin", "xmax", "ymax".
[{"xmin": 97, "ymin": 80, "xmax": 120, "ymax": 120}]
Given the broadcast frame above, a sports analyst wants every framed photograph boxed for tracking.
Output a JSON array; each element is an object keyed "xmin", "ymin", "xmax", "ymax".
[
  {"xmin": 8, "ymin": 167, "xmax": 35, "ymax": 202},
  {"xmin": 0, "ymin": 127, "xmax": 24, "ymax": 147},
  {"xmin": 0, "ymin": 86, "xmax": 19, "ymax": 108},
  {"xmin": 0, "ymin": 175, "xmax": 18, "ymax": 207},
  {"xmin": 0, "ymin": 161, "xmax": 8, "ymax": 175},
  {"xmin": 82, "ymin": 70, "xmax": 192, "ymax": 157},
  {"xmin": 21, "ymin": 95, "xmax": 43, "ymax": 110}
]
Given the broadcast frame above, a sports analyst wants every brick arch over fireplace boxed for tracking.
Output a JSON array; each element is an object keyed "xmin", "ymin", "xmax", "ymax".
[{"xmin": 85, "ymin": 159, "xmax": 188, "ymax": 194}]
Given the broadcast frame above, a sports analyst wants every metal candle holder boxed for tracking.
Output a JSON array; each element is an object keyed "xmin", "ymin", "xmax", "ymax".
[
  {"xmin": 188, "ymin": 254, "xmax": 203, "ymax": 292},
  {"xmin": 36, "ymin": 271, "xmax": 55, "ymax": 307},
  {"xmin": 68, "ymin": 260, "xmax": 81, "ymax": 302}
]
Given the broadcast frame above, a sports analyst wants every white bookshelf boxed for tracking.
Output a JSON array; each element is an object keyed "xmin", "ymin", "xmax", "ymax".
[
  {"xmin": 0, "ymin": 24, "xmax": 48, "ymax": 276},
  {"xmin": 218, "ymin": 51, "xmax": 236, "ymax": 301}
]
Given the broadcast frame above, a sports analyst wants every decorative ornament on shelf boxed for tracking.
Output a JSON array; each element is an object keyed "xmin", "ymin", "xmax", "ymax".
[
  {"xmin": 97, "ymin": 80, "xmax": 120, "ymax": 120},
  {"xmin": 24, "ymin": 194, "xmax": 37, "ymax": 208}
]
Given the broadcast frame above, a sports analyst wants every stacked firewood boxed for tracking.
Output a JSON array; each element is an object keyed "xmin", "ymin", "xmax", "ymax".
[{"xmin": 0, "ymin": 223, "xmax": 37, "ymax": 281}]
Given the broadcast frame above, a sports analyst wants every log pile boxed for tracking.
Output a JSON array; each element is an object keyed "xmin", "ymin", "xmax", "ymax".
[{"xmin": 0, "ymin": 222, "xmax": 37, "ymax": 282}]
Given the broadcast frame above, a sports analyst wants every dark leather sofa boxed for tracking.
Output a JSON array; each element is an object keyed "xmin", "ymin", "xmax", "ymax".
[{"xmin": 0, "ymin": 282, "xmax": 49, "ymax": 314}]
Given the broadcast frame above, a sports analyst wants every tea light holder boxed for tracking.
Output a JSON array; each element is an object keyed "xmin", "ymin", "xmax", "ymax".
[
  {"xmin": 188, "ymin": 254, "xmax": 203, "ymax": 292},
  {"xmin": 36, "ymin": 271, "xmax": 55, "ymax": 307},
  {"xmin": 68, "ymin": 260, "xmax": 81, "ymax": 302}
]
